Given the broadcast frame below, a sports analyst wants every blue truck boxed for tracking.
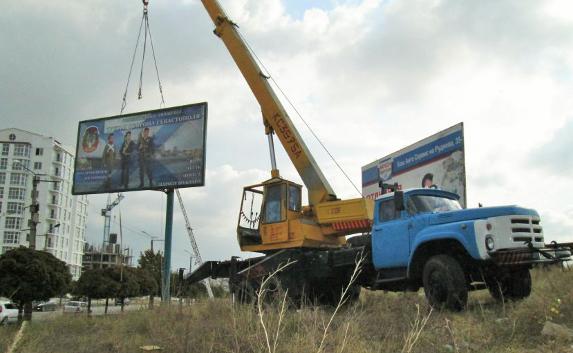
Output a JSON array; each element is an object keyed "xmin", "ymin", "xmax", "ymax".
[
  {"xmin": 359, "ymin": 187, "xmax": 572, "ymax": 310},
  {"xmin": 189, "ymin": 187, "xmax": 571, "ymax": 310}
]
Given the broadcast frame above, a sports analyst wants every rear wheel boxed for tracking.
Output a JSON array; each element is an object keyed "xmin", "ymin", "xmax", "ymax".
[
  {"xmin": 486, "ymin": 268, "xmax": 531, "ymax": 301},
  {"xmin": 231, "ymin": 280, "xmax": 258, "ymax": 304},
  {"xmin": 423, "ymin": 255, "xmax": 468, "ymax": 311}
]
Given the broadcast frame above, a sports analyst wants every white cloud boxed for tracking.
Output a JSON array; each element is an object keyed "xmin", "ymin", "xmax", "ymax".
[{"xmin": 4, "ymin": 0, "xmax": 573, "ymax": 269}]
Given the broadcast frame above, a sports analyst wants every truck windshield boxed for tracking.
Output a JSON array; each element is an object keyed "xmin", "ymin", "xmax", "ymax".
[{"xmin": 408, "ymin": 195, "xmax": 462, "ymax": 214}]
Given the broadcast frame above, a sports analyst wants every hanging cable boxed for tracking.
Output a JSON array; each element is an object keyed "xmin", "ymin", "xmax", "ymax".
[
  {"xmin": 145, "ymin": 13, "xmax": 166, "ymax": 107},
  {"xmin": 236, "ymin": 30, "xmax": 363, "ymax": 197},
  {"xmin": 120, "ymin": 0, "xmax": 166, "ymax": 113},
  {"xmin": 120, "ymin": 12, "xmax": 145, "ymax": 114},
  {"xmin": 137, "ymin": 5, "xmax": 149, "ymax": 100}
]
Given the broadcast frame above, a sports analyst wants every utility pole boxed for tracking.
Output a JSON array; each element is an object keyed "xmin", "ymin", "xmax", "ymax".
[
  {"xmin": 28, "ymin": 175, "xmax": 40, "ymax": 250},
  {"xmin": 142, "ymin": 231, "xmax": 164, "ymax": 253},
  {"xmin": 184, "ymin": 249, "xmax": 193, "ymax": 273},
  {"xmin": 161, "ymin": 189, "xmax": 174, "ymax": 304}
]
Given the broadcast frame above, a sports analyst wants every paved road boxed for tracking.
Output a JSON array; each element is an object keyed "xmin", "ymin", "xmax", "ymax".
[{"xmin": 31, "ymin": 304, "xmax": 147, "ymax": 321}]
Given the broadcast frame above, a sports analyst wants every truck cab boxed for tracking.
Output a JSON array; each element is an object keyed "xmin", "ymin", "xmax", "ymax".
[{"xmin": 368, "ymin": 188, "xmax": 571, "ymax": 310}]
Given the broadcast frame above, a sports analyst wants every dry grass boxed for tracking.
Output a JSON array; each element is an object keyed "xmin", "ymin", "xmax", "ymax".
[
  {"xmin": 0, "ymin": 325, "xmax": 18, "ymax": 352},
  {"xmin": 4, "ymin": 267, "xmax": 573, "ymax": 353}
]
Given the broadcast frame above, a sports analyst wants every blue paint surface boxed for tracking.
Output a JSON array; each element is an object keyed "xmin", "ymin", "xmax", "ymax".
[{"xmin": 371, "ymin": 189, "xmax": 539, "ymax": 270}]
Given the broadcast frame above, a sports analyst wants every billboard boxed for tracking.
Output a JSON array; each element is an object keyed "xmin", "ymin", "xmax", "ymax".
[
  {"xmin": 72, "ymin": 102, "xmax": 207, "ymax": 195},
  {"xmin": 361, "ymin": 123, "xmax": 466, "ymax": 207}
]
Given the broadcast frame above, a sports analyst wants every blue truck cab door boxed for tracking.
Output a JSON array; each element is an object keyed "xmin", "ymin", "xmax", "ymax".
[{"xmin": 372, "ymin": 197, "xmax": 411, "ymax": 269}]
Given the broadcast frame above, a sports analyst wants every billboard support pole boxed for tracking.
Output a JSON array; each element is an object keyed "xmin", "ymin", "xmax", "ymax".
[{"xmin": 161, "ymin": 188, "xmax": 174, "ymax": 304}]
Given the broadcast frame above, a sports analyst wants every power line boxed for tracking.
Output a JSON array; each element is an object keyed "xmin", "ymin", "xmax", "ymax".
[{"xmin": 236, "ymin": 30, "xmax": 363, "ymax": 198}]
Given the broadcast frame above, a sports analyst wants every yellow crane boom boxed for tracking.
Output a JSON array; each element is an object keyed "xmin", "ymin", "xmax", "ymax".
[
  {"xmin": 201, "ymin": 0, "xmax": 373, "ymax": 252},
  {"xmin": 202, "ymin": 0, "xmax": 336, "ymax": 206}
]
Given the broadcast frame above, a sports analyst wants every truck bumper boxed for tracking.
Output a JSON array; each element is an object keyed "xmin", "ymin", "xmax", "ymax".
[{"xmin": 489, "ymin": 246, "xmax": 571, "ymax": 266}]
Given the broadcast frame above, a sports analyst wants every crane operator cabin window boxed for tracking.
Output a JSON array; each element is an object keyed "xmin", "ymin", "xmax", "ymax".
[
  {"xmin": 288, "ymin": 185, "xmax": 301, "ymax": 212},
  {"xmin": 264, "ymin": 184, "xmax": 284, "ymax": 223}
]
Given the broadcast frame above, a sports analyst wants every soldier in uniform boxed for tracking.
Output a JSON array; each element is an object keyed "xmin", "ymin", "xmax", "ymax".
[
  {"xmin": 138, "ymin": 127, "xmax": 154, "ymax": 188},
  {"xmin": 102, "ymin": 133, "xmax": 115, "ymax": 189},
  {"xmin": 120, "ymin": 131, "xmax": 135, "ymax": 189}
]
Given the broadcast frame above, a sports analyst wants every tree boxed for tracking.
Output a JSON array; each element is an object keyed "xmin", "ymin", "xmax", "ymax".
[
  {"xmin": 106, "ymin": 266, "xmax": 141, "ymax": 311},
  {"xmin": 74, "ymin": 268, "xmax": 119, "ymax": 314},
  {"xmin": 138, "ymin": 250, "xmax": 163, "ymax": 306},
  {"xmin": 136, "ymin": 268, "xmax": 158, "ymax": 308},
  {"xmin": 0, "ymin": 247, "xmax": 71, "ymax": 320}
]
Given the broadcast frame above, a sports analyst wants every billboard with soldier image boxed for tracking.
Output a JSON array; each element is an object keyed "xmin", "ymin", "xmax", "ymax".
[
  {"xmin": 361, "ymin": 123, "xmax": 466, "ymax": 207},
  {"xmin": 72, "ymin": 102, "xmax": 207, "ymax": 195}
]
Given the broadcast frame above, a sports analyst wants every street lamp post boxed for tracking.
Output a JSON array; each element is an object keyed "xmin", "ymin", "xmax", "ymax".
[
  {"xmin": 14, "ymin": 160, "xmax": 58, "ymax": 251},
  {"xmin": 142, "ymin": 231, "xmax": 164, "ymax": 253},
  {"xmin": 184, "ymin": 249, "xmax": 193, "ymax": 273}
]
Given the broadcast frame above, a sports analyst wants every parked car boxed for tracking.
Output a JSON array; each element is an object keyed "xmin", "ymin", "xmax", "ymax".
[
  {"xmin": 63, "ymin": 301, "xmax": 87, "ymax": 313},
  {"xmin": 114, "ymin": 297, "xmax": 130, "ymax": 306},
  {"xmin": 34, "ymin": 301, "xmax": 58, "ymax": 312},
  {"xmin": 0, "ymin": 302, "xmax": 19, "ymax": 324}
]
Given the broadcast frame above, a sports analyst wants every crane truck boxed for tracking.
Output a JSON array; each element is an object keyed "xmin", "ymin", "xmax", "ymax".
[{"xmin": 188, "ymin": 0, "xmax": 572, "ymax": 310}]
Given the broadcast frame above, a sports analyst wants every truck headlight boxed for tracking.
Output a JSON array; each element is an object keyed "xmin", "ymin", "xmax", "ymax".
[{"xmin": 485, "ymin": 236, "xmax": 495, "ymax": 251}]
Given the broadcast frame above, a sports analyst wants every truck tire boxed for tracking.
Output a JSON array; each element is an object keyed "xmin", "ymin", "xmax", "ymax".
[
  {"xmin": 232, "ymin": 280, "xmax": 257, "ymax": 304},
  {"xmin": 486, "ymin": 268, "xmax": 531, "ymax": 301},
  {"xmin": 422, "ymin": 255, "xmax": 468, "ymax": 311}
]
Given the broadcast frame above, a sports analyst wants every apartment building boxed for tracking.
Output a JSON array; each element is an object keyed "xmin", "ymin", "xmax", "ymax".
[{"xmin": 0, "ymin": 128, "xmax": 88, "ymax": 280}]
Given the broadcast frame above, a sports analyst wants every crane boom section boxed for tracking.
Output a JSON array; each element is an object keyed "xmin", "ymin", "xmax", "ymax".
[
  {"xmin": 176, "ymin": 189, "xmax": 214, "ymax": 299},
  {"xmin": 201, "ymin": 0, "xmax": 336, "ymax": 206}
]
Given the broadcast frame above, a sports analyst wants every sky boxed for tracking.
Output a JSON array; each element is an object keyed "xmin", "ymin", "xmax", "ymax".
[{"xmin": 1, "ymin": 0, "xmax": 573, "ymax": 271}]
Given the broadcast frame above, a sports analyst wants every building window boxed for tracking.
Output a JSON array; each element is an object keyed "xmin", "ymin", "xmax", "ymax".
[
  {"xmin": 51, "ymin": 195, "xmax": 58, "ymax": 205},
  {"xmin": 5, "ymin": 217, "xmax": 21, "ymax": 230},
  {"xmin": 54, "ymin": 167, "xmax": 60, "ymax": 177},
  {"xmin": 6, "ymin": 202, "xmax": 23, "ymax": 215},
  {"xmin": 0, "ymin": 172, "xmax": 5, "ymax": 184},
  {"xmin": 35, "ymin": 148, "xmax": 43, "ymax": 156},
  {"xmin": 9, "ymin": 173, "xmax": 27, "ymax": 186},
  {"xmin": 12, "ymin": 159, "xmax": 29, "ymax": 171},
  {"xmin": 3, "ymin": 231, "xmax": 19, "ymax": 244},
  {"xmin": 0, "ymin": 188, "xmax": 3, "ymax": 199},
  {"xmin": 8, "ymin": 188, "xmax": 25, "ymax": 200},
  {"xmin": 1, "ymin": 144, "xmax": 8, "ymax": 156},
  {"xmin": 13, "ymin": 144, "xmax": 30, "ymax": 158},
  {"xmin": 56, "ymin": 153, "xmax": 61, "ymax": 162},
  {"xmin": 50, "ymin": 209, "xmax": 56, "ymax": 219},
  {"xmin": 0, "ymin": 158, "xmax": 7, "ymax": 170},
  {"xmin": 52, "ymin": 182, "xmax": 59, "ymax": 191},
  {"xmin": 34, "ymin": 162, "xmax": 42, "ymax": 170}
]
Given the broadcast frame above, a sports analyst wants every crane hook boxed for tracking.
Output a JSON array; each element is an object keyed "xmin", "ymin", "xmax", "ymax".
[{"xmin": 142, "ymin": 0, "xmax": 149, "ymax": 13}]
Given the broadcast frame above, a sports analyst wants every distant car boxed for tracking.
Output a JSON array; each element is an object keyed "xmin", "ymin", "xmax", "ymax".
[
  {"xmin": 114, "ymin": 297, "xmax": 130, "ymax": 306},
  {"xmin": 34, "ymin": 301, "xmax": 58, "ymax": 312},
  {"xmin": 0, "ymin": 302, "xmax": 19, "ymax": 324},
  {"xmin": 63, "ymin": 301, "xmax": 87, "ymax": 313}
]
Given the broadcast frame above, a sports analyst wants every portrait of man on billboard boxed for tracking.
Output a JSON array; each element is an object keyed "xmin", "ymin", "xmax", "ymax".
[
  {"xmin": 103, "ymin": 133, "xmax": 116, "ymax": 189},
  {"xmin": 138, "ymin": 127, "xmax": 155, "ymax": 188},
  {"xmin": 120, "ymin": 131, "xmax": 135, "ymax": 189}
]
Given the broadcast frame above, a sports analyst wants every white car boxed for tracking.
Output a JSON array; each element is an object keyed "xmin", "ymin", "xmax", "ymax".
[
  {"xmin": 63, "ymin": 301, "xmax": 87, "ymax": 313},
  {"xmin": 0, "ymin": 302, "xmax": 19, "ymax": 324}
]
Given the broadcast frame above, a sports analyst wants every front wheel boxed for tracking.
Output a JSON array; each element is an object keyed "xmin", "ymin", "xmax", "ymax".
[
  {"xmin": 422, "ymin": 255, "xmax": 468, "ymax": 311},
  {"xmin": 486, "ymin": 268, "xmax": 531, "ymax": 301}
]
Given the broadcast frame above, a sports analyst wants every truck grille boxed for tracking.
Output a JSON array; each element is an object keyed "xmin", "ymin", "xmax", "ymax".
[{"xmin": 510, "ymin": 216, "xmax": 543, "ymax": 243}]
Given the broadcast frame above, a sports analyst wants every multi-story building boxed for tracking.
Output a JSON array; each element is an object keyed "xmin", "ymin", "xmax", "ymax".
[
  {"xmin": 0, "ymin": 128, "xmax": 88, "ymax": 280},
  {"xmin": 82, "ymin": 242, "xmax": 132, "ymax": 270}
]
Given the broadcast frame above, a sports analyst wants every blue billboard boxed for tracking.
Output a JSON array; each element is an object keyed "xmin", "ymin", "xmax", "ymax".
[
  {"xmin": 361, "ymin": 123, "xmax": 466, "ymax": 207},
  {"xmin": 72, "ymin": 102, "xmax": 207, "ymax": 195}
]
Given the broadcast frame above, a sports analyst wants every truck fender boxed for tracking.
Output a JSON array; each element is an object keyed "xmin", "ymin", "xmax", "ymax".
[{"xmin": 407, "ymin": 235, "xmax": 475, "ymax": 286}]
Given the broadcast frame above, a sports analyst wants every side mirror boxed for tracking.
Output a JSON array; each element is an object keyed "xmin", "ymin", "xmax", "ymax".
[{"xmin": 394, "ymin": 191, "xmax": 405, "ymax": 211}]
